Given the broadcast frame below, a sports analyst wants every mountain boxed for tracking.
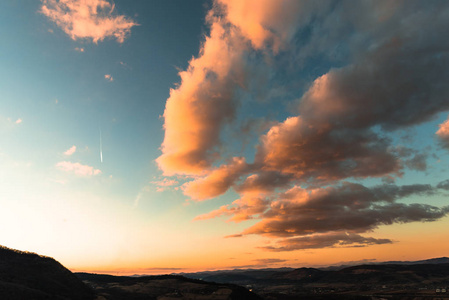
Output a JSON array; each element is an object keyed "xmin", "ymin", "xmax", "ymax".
[
  {"xmin": 2, "ymin": 246, "xmax": 448, "ymax": 300},
  {"xmin": 320, "ymin": 257, "xmax": 449, "ymax": 271},
  {"xmin": 0, "ymin": 245, "xmax": 96, "ymax": 300},
  {"xmin": 380, "ymin": 257, "xmax": 449, "ymax": 265},
  {"xmin": 0, "ymin": 245, "xmax": 262, "ymax": 300},
  {"xmin": 181, "ymin": 261, "xmax": 449, "ymax": 299},
  {"xmin": 180, "ymin": 268, "xmax": 294, "ymax": 285},
  {"xmin": 76, "ymin": 272, "xmax": 263, "ymax": 300}
]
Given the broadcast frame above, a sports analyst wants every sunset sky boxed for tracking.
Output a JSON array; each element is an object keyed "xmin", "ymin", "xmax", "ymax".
[{"xmin": 1, "ymin": 0, "xmax": 449, "ymax": 275}]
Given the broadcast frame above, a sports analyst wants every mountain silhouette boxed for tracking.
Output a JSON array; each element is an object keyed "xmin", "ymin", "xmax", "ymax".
[{"xmin": 0, "ymin": 245, "xmax": 95, "ymax": 300}]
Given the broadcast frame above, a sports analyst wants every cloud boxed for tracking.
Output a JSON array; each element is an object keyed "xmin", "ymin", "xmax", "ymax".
[
  {"xmin": 63, "ymin": 145, "xmax": 76, "ymax": 156},
  {"xmin": 241, "ymin": 183, "xmax": 443, "ymax": 238},
  {"xmin": 56, "ymin": 161, "xmax": 101, "ymax": 176},
  {"xmin": 104, "ymin": 74, "xmax": 113, "ymax": 81},
  {"xmin": 0, "ymin": 116, "xmax": 24, "ymax": 130},
  {"xmin": 151, "ymin": 178, "xmax": 179, "ymax": 187},
  {"xmin": 255, "ymin": 118, "xmax": 399, "ymax": 183},
  {"xmin": 236, "ymin": 172, "xmax": 293, "ymax": 194},
  {"xmin": 74, "ymin": 47, "xmax": 84, "ymax": 52},
  {"xmin": 436, "ymin": 116, "xmax": 449, "ymax": 149},
  {"xmin": 40, "ymin": 0, "xmax": 137, "ymax": 43},
  {"xmin": 150, "ymin": 178, "xmax": 179, "ymax": 192},
  {"xmin": 194, "ymin": 193, "xmax": 269, "ymax": 222},
  {"xmin": 253, "ymin": 258, "xmax": 287, "ymax": 264},
  {"xmin": 206, "ymin": 182, "xmax": 448, "ymax": 251},
  {"xmin": 404, "ymin": 153, "xmax": 427, "ymax": 172},
  {"xmin": 437, "ymin": 179, "xmax": 449, "ymax": 190},
  {"xmin": 183, "ymin": 157, "xmax": 248, "ymax": 201},
  {"xmin": 158, "ymin": 0, "xmax": 449, "ymax": 250},
  {"xmin": 261, "ymin": 233, "xmax": 392, "ymax": 252},
  {"xmin": 156, "ymin": 10, "xmax": 252, "ymax": 176},
  {"xmin": 217, "ymin": 0, "xmax": 305, "ymax": 52},
  {"xmin": 133, "ymin": 185, "xmax": 150, "ymax": 208}
]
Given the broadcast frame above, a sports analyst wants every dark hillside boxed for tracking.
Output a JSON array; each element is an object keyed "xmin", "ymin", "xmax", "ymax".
[
  {"xmin": 76, "ymin": 272, "xmax": 263, "ymax": 300},
  {"xmin": 0, "ymin": 245, "xmax": 95, "ymax": 300}
]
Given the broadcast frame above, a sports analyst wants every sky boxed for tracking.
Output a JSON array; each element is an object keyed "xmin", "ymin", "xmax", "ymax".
[{"xmin": 1, "ymin": 0, "xmax": 449, "ymax": 275}]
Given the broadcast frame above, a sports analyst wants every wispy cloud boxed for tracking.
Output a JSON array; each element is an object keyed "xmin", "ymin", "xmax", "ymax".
[
  {"xmin": 63, "ymin": 145, "xmax": 76, "ymax": 156},
  {"xmin": 40, "ymin": 0, "xmax": 137, "ymax": 43},
  {"xmin": 74, "ymin": 47, "xmax": 84, "ymax": 52},
  {"xmin": 56, "ymin": 161, "xmax": 101, "ymax": 177},
  {"xmin": 0, "ymin": 116, "xmax": 23, "ymax": 130},
  {"xmin": 119, "ymin": 61, "xmax": 131, "ymax": 69},
  {"xmin": 151, "ymin": 178, "xmax": 179, "ymax": 187},
  {"xmin": 133, "ymin": 185, "xmax": 150, "ymax": 208},
  {"xmin": 151, "ymin": 178, "xmax": 179, "ymax": 192}
]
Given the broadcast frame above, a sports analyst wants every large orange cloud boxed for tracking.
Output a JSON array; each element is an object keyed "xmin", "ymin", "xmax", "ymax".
[
  {"xmin": 156, "ymin": 12, "xmax": 249, "ymax": 176},
  {"xmin": 158, "ymin": 0, "xmax": 449, "ymax": 251}
]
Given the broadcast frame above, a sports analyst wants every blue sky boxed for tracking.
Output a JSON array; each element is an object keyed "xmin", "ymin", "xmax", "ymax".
[{"xmin": 1, "ymin": 0, "xmax": 449, "ymax": 274}]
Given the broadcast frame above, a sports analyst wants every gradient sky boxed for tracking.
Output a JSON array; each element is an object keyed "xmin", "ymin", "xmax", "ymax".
[{"xmin": 1, "ymin": 0, "xmax": 449, "ymax": 275}]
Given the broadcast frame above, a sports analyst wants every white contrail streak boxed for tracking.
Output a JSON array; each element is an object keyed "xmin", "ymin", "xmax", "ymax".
[{"xmin": 100, "ymin": 128, "xmax": 103, "ymax": 163}]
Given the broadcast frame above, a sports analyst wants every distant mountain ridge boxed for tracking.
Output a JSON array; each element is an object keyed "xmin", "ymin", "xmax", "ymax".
[
  {"xmin": 318, "ymin": 256, "xmax": 449, "ymax": 271},
  {"xmin": 179, "ymin": 259, "xmax": 449, "ymax": 299},
  {"xmin": 179, "ymin": 257, "xmax": 449, "ymax": 280},
  {"xmin": 380, "ymin": 257, "xmax": 449, "ymax": 265}
]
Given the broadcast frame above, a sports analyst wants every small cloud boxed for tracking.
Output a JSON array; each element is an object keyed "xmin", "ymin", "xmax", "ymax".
[
  {"xmin": 105, "ymin": 74, "xmax": 113, "ymax": 82},
  {"xmin": 50, "ymin": 178, "xmax": 67, "ymax": 185},
  {"xmin": 404, "ymin": 153, "xmax": 427, "ymax": 171},
  {"xmin": 253, "ymin": 258, "xmax": 287, "ymax": 265},
  {"xmin": 40, "ymin": 0, "xmax": 138, "ymax": 43},
  {"xmin": 75, "ymin": 47, "xmax": 84, "ymax": 52},
  {"xmin": 225, "ymin": 234, "xmax": 243, "ymax": 238},
  {"xmin": 15, "ymin": 118, "xmax": 22, "ymax": 124},
  {"xmin": 119, "ymin": 61, "xmax": 131, "ymax": 69},
  {"xmin": 63, "ymin": 145, "xmax": 76, "ymax": 156},
  {"xmin": 151, "ymin": 178, "xmax": 179, "ymax": 187},
  {"xmin": 55, "ymin": 99, "xmax": 59, "ymax": 104},
  {"xmin": 436, "ymin": 116, "xmax": 449, "ymax": 149},
  {"xmin": 151, "ymin": 178, "xmax": 179, "ymax": 192},
  {"xmin": 56, "ymin": 161, "xmax": 101, "ymax": 177}
]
